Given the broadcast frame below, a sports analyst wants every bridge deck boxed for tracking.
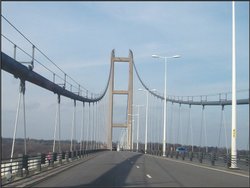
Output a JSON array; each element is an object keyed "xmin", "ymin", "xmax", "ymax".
[{"xmin": 31, "ymin": 151, "xmax": 248, "ymax": 187}]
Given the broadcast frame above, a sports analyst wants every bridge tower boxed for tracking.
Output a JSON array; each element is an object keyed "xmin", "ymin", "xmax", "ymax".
[{"xmin": 108, "ymin": 49, "xmax": 133, "ymax": 150}]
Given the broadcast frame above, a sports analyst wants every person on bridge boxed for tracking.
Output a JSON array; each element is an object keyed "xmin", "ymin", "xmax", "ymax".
[{"xmin": 46, "ymin": 152, "xmax": 52, "ymax": 166}]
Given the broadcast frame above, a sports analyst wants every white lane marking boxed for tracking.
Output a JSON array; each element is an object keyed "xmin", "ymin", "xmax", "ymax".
[
  {"xmin": 146, "ymin": 174, "xmax": 152, "ymax": 179},
  {"xmin": 136, "ymin": 165, "xmax": 140, "ymax": 168}
]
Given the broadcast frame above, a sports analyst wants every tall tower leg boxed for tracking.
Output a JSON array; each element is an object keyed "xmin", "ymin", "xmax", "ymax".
[{"xmin": 108, "ymin": 49, "xmax": 134, "ymax": 150}]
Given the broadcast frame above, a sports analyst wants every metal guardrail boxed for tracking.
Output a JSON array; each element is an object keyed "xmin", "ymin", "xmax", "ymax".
[
  {"xmin": 1, "ymin": 149, "xmax": 107, "ymax": 186},
  {"xmin": 133, "ymin": 149, "xmax": 249, "ymax": 170}
]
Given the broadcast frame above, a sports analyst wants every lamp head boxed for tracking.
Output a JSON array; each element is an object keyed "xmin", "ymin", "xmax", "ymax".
[
  {"xmin": 152, "ymin": 54, "xmax": 159, "ymax": 58},
  {"xmin": 172, "ymin": 55, "xmax": 181, "ymax": 58}
]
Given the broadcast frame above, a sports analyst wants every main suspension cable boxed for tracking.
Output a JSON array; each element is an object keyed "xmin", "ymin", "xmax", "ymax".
[
  {"xmin": 132, "ymin": 58, "xmax": 249, "ymax": 106},
  {"xmin": 2, "ymin": 15, "xmax": 113, "ymax": 102}
]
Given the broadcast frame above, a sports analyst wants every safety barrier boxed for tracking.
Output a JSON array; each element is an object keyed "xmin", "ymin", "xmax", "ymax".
[
  {"xmin": 140, "ymin": 149, "xmax": 249, "ymax": 170},
  {"xmin": 1, "ymin": 149, "xmax": 107, "ymax": 186}
]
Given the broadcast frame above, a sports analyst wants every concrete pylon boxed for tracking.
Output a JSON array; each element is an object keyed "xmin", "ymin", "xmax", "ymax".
[{"xmin": 108, "ymin": 49, "xmax": 133, "ymax": 150}]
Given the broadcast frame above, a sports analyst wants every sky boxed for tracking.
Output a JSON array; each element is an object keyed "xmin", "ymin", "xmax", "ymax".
[{"xmin": 1, "ymin": 2, "xmax": 249, "ymax": 150}]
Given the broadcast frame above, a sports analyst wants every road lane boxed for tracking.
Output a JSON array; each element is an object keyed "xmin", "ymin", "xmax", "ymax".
[
  {"xmin": 33, "ymin": 151, "xmax": 249, "ymax": 187},
  {"xmin": 145, "ymin": 154, "xmax": 248, "ymax": 187}
]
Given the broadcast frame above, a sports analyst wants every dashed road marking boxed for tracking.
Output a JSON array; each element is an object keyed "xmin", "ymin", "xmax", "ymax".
[
  {"xmin": 146, "ymin": 174, "xmax": 152, "ymax": 179},
  {"xmin": 136, "ymin": 165, "xmax": 140, "ymax": 168}
]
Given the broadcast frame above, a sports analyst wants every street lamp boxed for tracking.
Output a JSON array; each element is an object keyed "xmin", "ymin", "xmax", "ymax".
[
  {"xmin": 231, "ymin": 1, "xmax": 238, "ymax": 169},
  {"xmin": 152, "ymin": 54, "xmax": 180, "ymax": 157},
  {"xmin": 132, "ymin": 104, "xmax": 144, "ymax": 152},
  {"xmin": 128, "ymin": 114, "xmax": 136, "ymax": 151},
  {"xmin": 131, "ymin": 119, "xmax": 135, "ymax": 151},
  {"xmin": 138, "ymin": 88, "xmax": 156, "ymax": 154}
]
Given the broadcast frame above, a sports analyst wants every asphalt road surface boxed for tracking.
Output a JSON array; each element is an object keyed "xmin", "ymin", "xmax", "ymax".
[{"xmin": 33, "ymin": 151, "xmax": 249, "ymax": 187}]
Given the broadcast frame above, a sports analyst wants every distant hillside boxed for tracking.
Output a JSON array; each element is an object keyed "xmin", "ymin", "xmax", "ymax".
[
  {"xmin": 1, "ymin": 138, "xmax": 247, "ymax": 160},
  {"xmin": 1, "ymin": 138, "xmax": 79, "ymax": 160}
]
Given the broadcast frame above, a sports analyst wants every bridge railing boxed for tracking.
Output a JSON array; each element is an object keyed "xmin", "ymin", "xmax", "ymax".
[
  {"xmin": 1, "ymin": 149, "xmax": 107, "ymax": 186},
  {"xmin": 133, "ymin": 149, "xmax": 249, "ymax": 170}
]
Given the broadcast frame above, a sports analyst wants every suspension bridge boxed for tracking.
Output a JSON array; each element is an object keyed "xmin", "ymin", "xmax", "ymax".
[{"xmin": 1, "ymin": 3, "xmax": 249, "ymax": 187}]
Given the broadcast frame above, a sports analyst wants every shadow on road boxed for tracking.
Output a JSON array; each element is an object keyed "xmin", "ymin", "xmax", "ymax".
[{"xmin": 72, "ymin": 152, "xmax": 143, "ymax": 187}]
